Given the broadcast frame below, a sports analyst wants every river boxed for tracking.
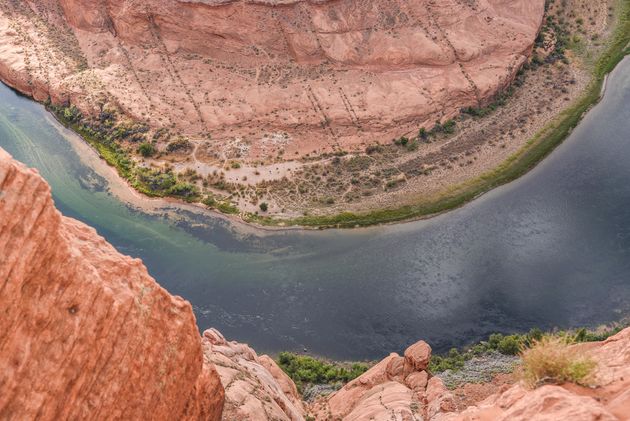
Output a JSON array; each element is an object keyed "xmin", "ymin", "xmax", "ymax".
[{"xmin": 1, "ymin": 58, "xmax": 630, "ymax": 360}]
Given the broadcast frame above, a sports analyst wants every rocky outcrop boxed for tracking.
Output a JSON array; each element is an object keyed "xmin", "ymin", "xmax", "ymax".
[
  {"xmin": 0, "ymin": 0, "xmax": 545, "ymax": 158},
  {"xmin": 0, "ymin": 148, "xmax": 224, "ymax": 420},
  {"xmin": 201, "ymin": 329, "xmax": 305, "ymax": 420},
  {"xmin": 434, "ymin": 328, "xmax": 630, "ymax": 421},
  {"xmin": 311, "ymin": 340, "xmax": 453, "ymax": 420}
]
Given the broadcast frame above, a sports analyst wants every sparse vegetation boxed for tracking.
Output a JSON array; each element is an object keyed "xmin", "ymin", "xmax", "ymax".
[
  {"xmin": 277, "ymin": 352, "xmax": 369, "ymax": 394},
  {"xmin": 138, "ymin": 142, "xmax": 156, "ymax": 157},
  {"xmin": 429, "ymin": 323, "xmax": 626, "ymax": 375},
  {"xmin": 520, "ymin": 336, "xmax": 597, "ymax": 388}
]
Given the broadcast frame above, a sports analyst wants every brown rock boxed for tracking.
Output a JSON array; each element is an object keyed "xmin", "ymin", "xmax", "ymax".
[
  {"xmin": 201, "ymin": 330, "xmax": 305, "ymax": 421},
  {"xmin": 325, "ymin": 353, "xmax": 399, "ymax": 418},
  {"xmin": 386, "ymin": 354, "xmax": 406, "ymax": 381},
  {"xmin": 426, "ymin": 377, "xmax": 456, "ymax": 419},
  {"xmin": 0, "ymin": 148, "xmax": 224, "ymax": 420}
]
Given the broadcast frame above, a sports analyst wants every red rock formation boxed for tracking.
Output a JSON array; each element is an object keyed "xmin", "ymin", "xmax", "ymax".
[
  {"xmin": 201, "ymin": 329, "xmax": 305, "ymax": 421},
  {"xmin": 0, "ymin": 148, "xmax": 224, "ymax": 420},
  {"xmin": 436, "ymin": 329, "xmax": 630, "ymax": 421},
  {"xmin": 0, "ymin": 0, "xmax": 545, "ymax": 158},
  {"xmin": 313, "ymin": 340, "xmax": 440, "ymax": 420}
]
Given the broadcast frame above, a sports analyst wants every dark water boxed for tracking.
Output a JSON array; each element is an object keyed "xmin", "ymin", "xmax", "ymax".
[{"xmin": 2, "ymin": 58, "xmax": 630, "ymax": 360}]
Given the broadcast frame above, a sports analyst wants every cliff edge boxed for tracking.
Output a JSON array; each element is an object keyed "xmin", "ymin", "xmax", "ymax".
[{"xmin": 0, "ymin": 147, "xmax": 224, "ymax": 420}]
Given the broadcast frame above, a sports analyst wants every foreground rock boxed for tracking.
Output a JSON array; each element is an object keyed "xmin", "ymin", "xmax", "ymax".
[
  {"xmin": 202, "ymin": 328, "xmax": 305, "ymax": 421},
  {"xmin": 0, "ymin": 148, "xmax": 224, "ymax": 420},
  {"xmin": 311, "ymin": 340, "xmax": 456, "ymax": 420},
  {"xmin": 436, "ymin": 329, "xmax": 630, "ymax": 421}
]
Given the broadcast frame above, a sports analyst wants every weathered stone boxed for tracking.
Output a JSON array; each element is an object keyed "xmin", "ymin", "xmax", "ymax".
[{"xmin": 0, "ymin": 148, "xmax": 224, "ymax": 420}]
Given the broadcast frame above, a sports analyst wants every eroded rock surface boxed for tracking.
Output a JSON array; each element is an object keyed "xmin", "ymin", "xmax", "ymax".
[
  {"xmin": 201, "ymin": 328, "xmax": 305, "ymax": 421},
  {"xmin": 312, "ymin": 340, "xmax": 445, "ymax": 420},
  {"xmin": 0, "ymin": 148, "xmax": 224, "ymax": 420},
  {"xmin": 0, "ymin": 0, "xmax": 545, "ymax": 158}
]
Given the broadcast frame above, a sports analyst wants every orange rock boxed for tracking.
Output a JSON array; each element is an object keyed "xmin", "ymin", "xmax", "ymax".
[
  {"xmin": 405, "ymin": 371, "xmax": 429, "ymax": 391},
  {"xmin": 201, "ymin": 330, "xmax": 305, "ymax": 421},
  {"xmin": 0, "ymin": 148, "xmax": 224, "ymax": 420},
  {"xmin": 404, "ymin": 340, "xmax": 432, "ymax": 375}
]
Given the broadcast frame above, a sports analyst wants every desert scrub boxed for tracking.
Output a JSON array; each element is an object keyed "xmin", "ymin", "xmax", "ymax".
[
  {"xmin": 138, "ymin": 142, "xmax": 156, "ymax": 157},
  {"xmin": 429, "ymin": 323, "xmax": 627, "ymax": 375},
  {"xmin": 520, "ymin": 336, "xmax": 597, "ymax": 388},
  {"xmin": 277, "ymin": 352, "xmax": 369, "ymax": 394}
]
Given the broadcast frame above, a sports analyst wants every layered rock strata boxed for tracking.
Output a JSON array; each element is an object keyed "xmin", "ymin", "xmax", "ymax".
[{"xmin": 0, "ymin": 0, "xmax": 546, "ymax": 157}]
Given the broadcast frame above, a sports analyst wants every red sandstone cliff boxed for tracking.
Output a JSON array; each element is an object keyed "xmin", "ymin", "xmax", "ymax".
[
  {"xmin": 0, "ymin": 147, "xmax": 224, "ymax": 420},
  {"xmin": 0, "ymin": 0, "xmax": 545, "ymax": 158}
]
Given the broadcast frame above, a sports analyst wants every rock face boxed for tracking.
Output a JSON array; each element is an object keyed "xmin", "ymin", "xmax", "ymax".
[
  {"xmin": 435, "ymin": 328, "xmax": 630, "ymax": 421},
  {"xmin": 0, "ymin": 0, "xmax": 545, "ymax": 158},
  {"xmin": 201, "ymin": 329, "xmax": 305, "ymax": 421},
  {"xmin": 0, "ymin": 148, "xmax": 224, "ymax": 420}
]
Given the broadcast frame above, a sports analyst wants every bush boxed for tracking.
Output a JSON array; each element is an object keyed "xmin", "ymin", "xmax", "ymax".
[
  {"xmin": 166, "ymin": 137, "xmax": 192, "ymax": 153},
  {"xmin": 520, "ymin": 336, "xmax": 597, "ymax": 388},
  {"xmin": 442, "ymin": 119, "xmax": 456, "ymax": 134},
  {"xmin": 138, "ymin": 142, "xmax": 156, "ymax": 157},
  {"xmin": 134, "ymin": 168, "xmax": 176, "ymax": 193},
  {"xmin": 167, "ymin": 182, "xmax": 198, "ymax": 200},
  {"xmin": 62, "ymin": 105, "xmax": 82, "ymax": 123},
  {"xmin": 277, "ymin": 352, "xmax": 369, "ymax": 393},
  {"xmin": 497, "ymin": 336, "xmax": 521, "ymax": 355},
  {"xmin": 259, "ymin": 202, "xmax": 269, "ymax": 212}
]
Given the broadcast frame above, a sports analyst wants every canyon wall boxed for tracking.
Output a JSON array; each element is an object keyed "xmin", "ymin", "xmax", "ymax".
[
  {"xmin": 0, "ymin": 148, "xmax": 224, "ymax": 420},
  {"xmin": 0, "ymin": 0, "xmax": 546, "ymax": 158}
]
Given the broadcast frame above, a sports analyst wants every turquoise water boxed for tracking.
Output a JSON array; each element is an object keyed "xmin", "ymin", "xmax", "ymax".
[{"xmin": 2, "ymin": 58, "xmax": 630, "ymax": 360}]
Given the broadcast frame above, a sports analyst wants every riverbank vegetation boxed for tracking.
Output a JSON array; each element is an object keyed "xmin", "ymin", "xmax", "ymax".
[
  {"xmin": 47, "ymin": 102, "xmax": 203, "ymax": 202},
  {"xmin": 276, "ymin": 322, "xmax": 626, "ymax": 397},
  {"xmin": 276, "ymin": 352, "xmax": 369, "ymax": 394}
]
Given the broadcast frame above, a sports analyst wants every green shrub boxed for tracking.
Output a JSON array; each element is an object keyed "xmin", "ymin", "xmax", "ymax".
[
  {"xmin": 62, "ymin": 105, "xmax": 81, "ymax": 123},
  {"xmin": 277, "ymin": 352, "xmax": 369, "ymax": 393},
  {"xmin": 497, "ymin": 336, "xmax": 521, "ymax": 355},
  {"xmin": 442, "ymin": 119, "xmax": 456, "ymax": 134},
  {"xmin": 259, "ymin": 202, "xmax": 269, "ymax": 212},
  {"xmin": 138, "ymin": 142, "xmax": 156, "ymax": 157},
  {"xmin": 166, "ymin": 137, "xmax": 192, "ymax": 153}
]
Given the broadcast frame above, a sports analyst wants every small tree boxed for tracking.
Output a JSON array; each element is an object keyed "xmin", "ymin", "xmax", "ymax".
[{"xmin": 259, "ymin": 202, "xmax": 268, "ymax": 212}]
